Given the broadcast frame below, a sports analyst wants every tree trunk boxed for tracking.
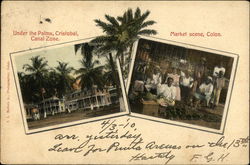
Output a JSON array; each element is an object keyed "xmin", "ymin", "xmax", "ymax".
[
  {"xmin": 127, "ymin": 44, "xmax": 133, "ymax": 77},
  {"xmin": 108, "ymin": 53, "xmax": 121, "ymax": 98},
  {"xmin": 120, "ymin": 52, "xmax": 124, "ymax": 74}
]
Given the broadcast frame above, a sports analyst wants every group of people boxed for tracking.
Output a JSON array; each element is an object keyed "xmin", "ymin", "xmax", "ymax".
[{"xmin": 133, "ymin": 57, "xmax": 226, "ymax": 109}]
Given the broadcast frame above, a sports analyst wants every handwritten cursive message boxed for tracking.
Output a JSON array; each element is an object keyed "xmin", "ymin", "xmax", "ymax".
[{"xmin": 48, "ymin": 118, "xmax": 249, "ymax": 164}]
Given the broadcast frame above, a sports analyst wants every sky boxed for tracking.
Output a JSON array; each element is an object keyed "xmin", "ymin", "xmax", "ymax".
[{"xmin": 14, "ymin": 43, "xmax": 107, "ymax": 75}]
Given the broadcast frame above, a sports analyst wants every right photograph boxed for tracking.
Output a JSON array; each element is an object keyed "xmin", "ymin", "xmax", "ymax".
[{"xmin": 127, "ymin": 37, "xmax": 238, "ymax": 132}]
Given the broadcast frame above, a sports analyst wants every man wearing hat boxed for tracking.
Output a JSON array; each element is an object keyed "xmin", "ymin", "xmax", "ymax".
[
  {"xmin": 194, "ymin": 76, "xmax": 214, "ymax": 107},
  {"xmin": 212, "ymin": 71, "xmax": 226, "ymax": 108},
  {"xmin": 211, "ymin": 61, "xmax": 226, "ymax": 108},
  {"xmin": 194, "ymin": 57, "xmax": 208, "ymax": 87}
]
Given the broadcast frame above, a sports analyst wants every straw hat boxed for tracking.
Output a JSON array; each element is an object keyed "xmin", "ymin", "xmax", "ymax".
[{"xmin": 207, "ymin": 76, "xmax": 213, "ymax": 81}]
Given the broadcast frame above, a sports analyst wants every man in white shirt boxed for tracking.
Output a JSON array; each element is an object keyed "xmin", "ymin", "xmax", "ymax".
[
  {"xmin": 152, "ymin": 69, "xmax": 162, "ymax": 87},
  {"xmin": 211, "ymin": 61, "xmax": 226, "ymax": 108},
  {"xmin": 145, "ymin": 69, "xmax": 162, "ymax": 95},
  {"xmin": 194, "ymin": 76, "xmax": 214, "ymax": 107},
  {"xmin": 213, "ymin": 61, "xmax": 226, "ymax": 77},
  {"xmin": 157, "ymin": 77, "xmax": 176, "ymax": 107},
  {"xmin": 213, "ymin": 71, "xmax": 225, "ymax": 107}
]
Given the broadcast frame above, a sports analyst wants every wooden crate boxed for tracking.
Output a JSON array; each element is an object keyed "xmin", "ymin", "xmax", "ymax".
[{"xmin": 141, "ymin": 100, "xmax": 160, "ymax": 117}]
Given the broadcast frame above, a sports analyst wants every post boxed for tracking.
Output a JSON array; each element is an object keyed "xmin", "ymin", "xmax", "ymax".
[{"xmin": 42, "ymin": 93, "xmax": 46, "ymax": 118}]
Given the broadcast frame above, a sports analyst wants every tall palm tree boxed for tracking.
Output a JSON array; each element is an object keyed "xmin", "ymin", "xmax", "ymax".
[
  {"xmin": 55, "ymin": 61, "xmax": 75, "ymax": 97},
  {"xmin": 91, "ymin": 7, "xmax": 157, "ymax": 74},
  {"xmin": 103, "ymin": 56, "xmax": 117, "ymax": 86},
  {"xmin": 23, "ymin": 56, "xmax": 49, "ymax": 98},
  {"xmin": 22, "ymin": 56, "xmax": 50, "ymax": 118},
  {"xmin": 74, "ymin": 43, "xmax": 104, "ymax": 91},
  {"xmin": 117, "ymin": 7, "xmax": 157, "ymax": 71},
  {"xmin": 44, "ymin": 68, "xmax": 60, "ymax": 98},
  {"xmin": 118, "ymin": 7, "xmax": 157, "ymax": 40}
]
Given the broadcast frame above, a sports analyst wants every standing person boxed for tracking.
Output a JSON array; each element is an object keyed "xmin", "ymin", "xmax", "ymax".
[
  {"xmin": 194, "ymin": 57, "xmax": 208, "ymax": 87},
  {"xmin": 213, "ymin": 61, "xmax": 226, "ymax": 77},
  {"xmin": 191, "ymin": 73, "xmax": 199, "ymax": 94},
  {"xmin": 194, "ymin": 76, "xmax": 214, "ymax": 107},
  {"xmin": 211, "ymin": 61, "xmax": 226, "ymax": 108},
  {"xmin": 213, "ymin": 71, "xmax": 225, "ymax": 108},
  {"xmin": 133, "ymin": 64, "xmax": 146, "ymax": 92},
  {"xmin": 150, "ymin": 69, "xmax": 162, "ymax": 95},
  {"xmin": 90, "ymin": 103, "xmax": 94, "ymax": 111},
  {"xmin": 167, "ymin": 68, "xmax": 181, "ymax": 101},
  {"xmin": 180, "ymin": 70, "xmax": 194, "ymax": 103},
  {"xmin": 190, "ymin": 72, "xmax": 198, "ymax": 107},
  {"xmin": 162, "ymin": 69, "xmax": 169, "ymax": 86},
  {"xmin": 67, "ymin": 106, "xmax": 71, "ymax": 113}
]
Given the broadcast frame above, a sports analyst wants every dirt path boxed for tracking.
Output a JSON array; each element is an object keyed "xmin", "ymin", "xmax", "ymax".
[{"xmin": 28, "ymin": 105, "xmax": 120, "ymax": 130}]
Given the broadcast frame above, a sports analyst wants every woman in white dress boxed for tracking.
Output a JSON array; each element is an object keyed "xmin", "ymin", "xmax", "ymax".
[
  {"xmin": 180, "ymin": 70, "xmax": 194, "ymax": 103},
  {"xmin": 167, "ymin": 68, "xmax": 181, "ymax": 101}
]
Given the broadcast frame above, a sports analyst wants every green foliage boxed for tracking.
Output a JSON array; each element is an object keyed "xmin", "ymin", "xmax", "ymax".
[
  {"xmin": 103, "ymin": 57, "xmax": 117, "ymax": 86},
  {"xmin": 143, "ymin": 92, "xmax": 157, "ymax": 101},
  {"xmin": 54, "ymin": 61, "xmax": 75, "ymax": 97},
  {"xmin": 18, "ymin": 72, "xmax": 41, "ymax": 103},
  {"xmin": 22, "ymin": 56, "xmax": 49, "ymax": 88},
  {"xmin": 91, "ymin": 7, "xmax": 157, "ymax": 95},
  {"xmin": 74, "ymin": 43, "xmax": 105, "ymax": 91},
  {"xmin": 19, "ymin": 55, "xmax": 76, "ymax": 104},
  {"xmin": 91, "ymin": 7, "xmax": 157, "ymax": 59}
]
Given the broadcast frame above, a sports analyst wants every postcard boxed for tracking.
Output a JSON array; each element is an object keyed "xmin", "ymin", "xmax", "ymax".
[{"xmin": 1, "ymin": 1, "xmax": 249, "ymax": 164}]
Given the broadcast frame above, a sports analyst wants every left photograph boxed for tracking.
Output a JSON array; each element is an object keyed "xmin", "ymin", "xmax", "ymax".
[{"xmin": 11, "ymin": 39, "xmax": 129, "ymax": 134}]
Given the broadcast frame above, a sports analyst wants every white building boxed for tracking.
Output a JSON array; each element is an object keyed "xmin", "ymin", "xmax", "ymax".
[
  {"xmin": 38, "ymin": 96, "xmax": 65, "ymax": 115},
  {"xmin": 64, "ymin": 86, "xmax": 116, "ymax": 112}
]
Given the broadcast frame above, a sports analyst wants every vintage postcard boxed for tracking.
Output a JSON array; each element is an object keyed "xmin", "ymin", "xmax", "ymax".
[{"xmin": 1, "ymin": 1, "xmax": 249, "ymax": 164}]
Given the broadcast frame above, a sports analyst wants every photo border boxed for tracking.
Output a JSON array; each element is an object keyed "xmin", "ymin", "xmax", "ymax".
[
  {"xmin": 10, "ymin": 37, "xmax": 130, "ymax": 135},
  {"xmin": 126, "ymin": 36, "xmax": 239, "ymax": 135}
]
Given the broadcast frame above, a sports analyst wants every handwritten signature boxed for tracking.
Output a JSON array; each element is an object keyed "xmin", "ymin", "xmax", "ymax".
[{"xmin": 190, "ymin": 152, "xmax": 230, "ymax": 163}]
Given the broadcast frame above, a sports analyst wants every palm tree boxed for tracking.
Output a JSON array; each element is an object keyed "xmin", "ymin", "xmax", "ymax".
[
  {"xmin": 44, "ymin": 68, "xmax": 60, "ymax": 98},
  {"xmin": 91, "ymin": 7, "xmax": 157, "ymax": 75},
  {"xmin": 74, "ymin": 43, "xmax": 104, "ymax": 91},
  {"xmin": 23, "ymin": 56, "xmax": 49, "ymax": 98},
  {"xmin": 23, "ymin": 56, "xmax": 49, "ymax": 118},
  {"xmin": 55, "ymin": 61, "xmax": 75, "ymax": 97},
  {"xmin": 118, "ymin": 7, "xmax": 157, "ymax": 40},
  {"xmin": 103, "ymin": 56, "xmax": 117, "ymax": 86},
  {"xmin": 117, "ymin": 7, "xmax": 157, "ymax": 71}
]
